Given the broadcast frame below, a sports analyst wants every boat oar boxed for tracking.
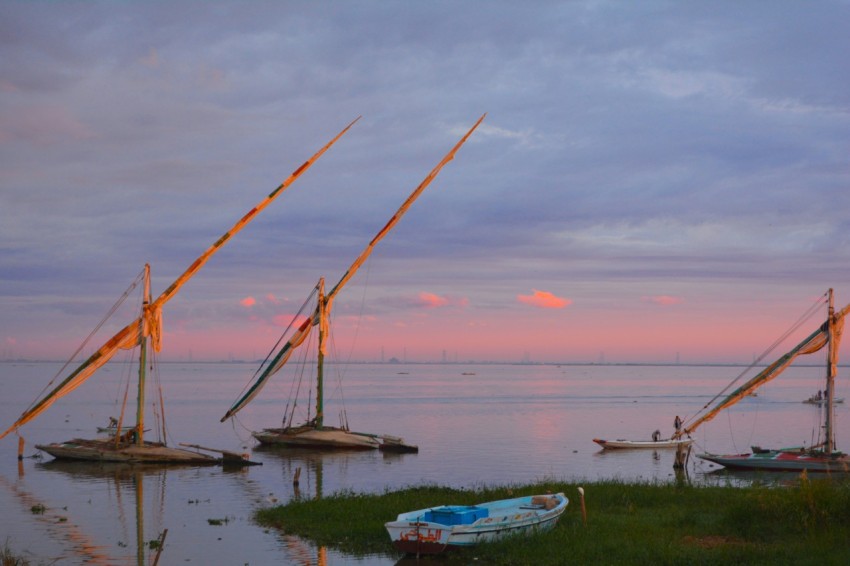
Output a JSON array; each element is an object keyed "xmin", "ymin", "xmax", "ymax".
[{"xmin": 578, "ymin": 487, "xmax": 587, "ymax": 526}]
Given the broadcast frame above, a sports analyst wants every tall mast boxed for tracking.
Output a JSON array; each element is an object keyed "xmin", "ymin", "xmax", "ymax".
[
  {"xmin": 0, "ymin": 119, "xmax": 357, "ymax": 442},
  {"xmin": 136, "ymin": 264, "xmax": 151, "ymax": 446},
  {"xmin": 316, "ymin": 278, "xmax": 326, "ymax": 429},
  {"xmin": 326, "ymin": 114, "xmax": 485, "ymax": 303},
  {"xmin": 826, "ymin": 288, "xmax": 836, "ymax": 454},
  {"xmin": 676, "ymin": 293, "xmax": 850, "ymax": 440},
  {"xmin": 220, "ymin": 114, "xmax": 485, "ymax": 423}
]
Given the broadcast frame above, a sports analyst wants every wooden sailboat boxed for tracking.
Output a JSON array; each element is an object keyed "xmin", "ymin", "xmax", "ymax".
[
  {"xmin": 0, "ymin": 119, "xmax": 358, "ymax": 463},
  {"xmin": 221, "ymin": 115, "xmax": 486, "ymax": 451},
  {"xmin": 677, "ymin": 289, "xmax": 850, "ymax": 472}
]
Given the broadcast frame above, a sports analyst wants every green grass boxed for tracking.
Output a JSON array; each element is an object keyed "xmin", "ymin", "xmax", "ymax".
[{"xmin": 256, "ymin": 477, "xmax": 850, "ymax": 565}]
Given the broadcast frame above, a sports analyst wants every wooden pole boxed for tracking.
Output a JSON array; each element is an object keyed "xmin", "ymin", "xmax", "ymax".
[
  {"xmin": 578, "ymin": 487, "xmax": 587, "ymax": 526},
  {"xmin": 152, "ymin": 528, "xmax": 168, "ymax": 566}
]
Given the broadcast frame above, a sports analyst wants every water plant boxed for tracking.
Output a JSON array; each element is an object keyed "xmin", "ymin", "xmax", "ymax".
[{"xmin": 2, "ymin": 540, "xmax": 30, "ymax": 566}]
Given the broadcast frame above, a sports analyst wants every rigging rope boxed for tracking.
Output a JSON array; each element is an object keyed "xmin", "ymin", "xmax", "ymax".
[
  {"xmin": 25, "ymin": 267, "xmax": 146, "ymax": 413},
  {"xmin": 229, "ymin": 285, "xmax": 319, "ymax": 400},
  {"xmin": 683, "ymin": 291, "xmax": 828, "ymax": 429}
]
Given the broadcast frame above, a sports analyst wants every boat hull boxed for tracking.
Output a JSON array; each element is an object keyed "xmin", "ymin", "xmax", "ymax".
[
  {"xmin": 593, "ymin": 438, "xmax": 693, "ymax": 450},
  {"xmin": 253, "ymin": 426, "xmax": 381, "ymax": 450},
  {"xmin": 699, "ymin": 450, "xmax": 850, "ymax": 473},
  {"xmin": 36, "ymin": 438, "xmax": 219, "ymax": 465},
  {"xmin": 385, "ymin": 493, "xmax": 568, "ymax": 555},
  {"xmin": 802, "ymin": 398, "xmax": 844, "ymax": 405}
]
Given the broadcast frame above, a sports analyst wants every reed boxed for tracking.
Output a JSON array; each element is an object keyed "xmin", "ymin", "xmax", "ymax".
[
  {"xmin": 256, "ymin": 478, "xmax": 850, "ymax": 564},
  {"xmin": 1, "ymin": 540, "xmax": 30, "ymax": 566}
]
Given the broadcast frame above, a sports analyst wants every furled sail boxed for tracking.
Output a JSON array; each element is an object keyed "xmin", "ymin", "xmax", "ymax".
[
  {"xmin": 221, "ymin": 114, "xmax": 486, "ymax": 421},
  {"xmin": 0, "ymin": 320, "xmax": 142, "ymax": 439},
  {"xmin": 221, "ymin": 313, "xmax": 315, "ymax": 421},
  {"xmin": 0, "ymin": 118, "xmax": 358, "ymax": 441},
  {"xmin": 677, "ymin": 302, "xmax": 850, "ymax": 438}
]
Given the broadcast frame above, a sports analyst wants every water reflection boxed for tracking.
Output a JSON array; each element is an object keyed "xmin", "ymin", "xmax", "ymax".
[
  {"xmin": 3, "ymin": 361, "xmax": 847, "ymax": 565},
  {"xmin": 253, "ymin": 446, "xmax": 401, "ymax": 564},
  {"xmin": 0, "ymin": 472, "xmax": 115, "ymax": 564},
  {"xmin": 255, "ymin": 445, "xmax": 417, "ymax": 500}
]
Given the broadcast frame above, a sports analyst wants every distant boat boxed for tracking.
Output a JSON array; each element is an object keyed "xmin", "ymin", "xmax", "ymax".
[
  {"xmin": 221, "ymin": 115, "xmax": 485, "ymax": 452},
  {"xmin": 0, "ymin": 120, "xmax": 357, "ymax": 464},
  {"xmin": 385, "ymin": 492, "xmax": 568, "ymax": 555},
  {"xmin": 593, "ymin": 438, "xmax": 693, "ymax": 450},
  {"xmin": 685, "ymin": 289, "xmax": 850, "ymax": 473},
  {"xmin": 802, "ymin": 392, "xmax": 844, "ymax": 405}
]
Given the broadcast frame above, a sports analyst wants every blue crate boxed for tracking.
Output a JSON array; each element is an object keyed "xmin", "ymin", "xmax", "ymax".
[{"xmin": 425, "ymin": 505, "xmax": 489, "ymax": 526}]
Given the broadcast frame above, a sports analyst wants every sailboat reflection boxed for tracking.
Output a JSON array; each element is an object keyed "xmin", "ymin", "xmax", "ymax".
[
  {"xmin": 0, "ymin": 469, "xmax": 117, "ymax": 564},
  {"xmin": 36, "ymin": 461, "xmax": 169, "ymax": 566},
  {"xmin": 253, "ymin": 447, "xmax": 380, "ymax": 564}
]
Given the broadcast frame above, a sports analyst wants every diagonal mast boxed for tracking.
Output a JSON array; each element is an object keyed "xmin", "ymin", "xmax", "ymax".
[
  {"xmin": 0, "ymin": 118, "xmax": 359, "ymax": 442},
  {"xmin": 326, "ymin": 113, "xmax": 486, "ymax": 305},
  {"xmin": 675, "ymin": 292, "xmax": 850, "ymax": 440},
  {"xmin": 221, "ymin": 114, "xmax": 486, "ymax": 422}
]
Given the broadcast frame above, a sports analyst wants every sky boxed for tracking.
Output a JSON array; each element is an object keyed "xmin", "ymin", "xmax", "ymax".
[{"xmin": 2, "ymin": 1, "xmax": 850, "ymax": 365}]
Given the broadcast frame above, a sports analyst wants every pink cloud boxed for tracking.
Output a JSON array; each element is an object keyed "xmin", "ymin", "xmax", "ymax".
[
  {"xmin": 401, "ymin": 292, "xmax": 468, "ymax": 309},
  {"xmin": 642, "ymin": 295, "xmax": 684, "ymax": 306},
  {"xmin": 517, "ymin": 289, "xmax": 571, "ymax": 309},
  {"xmin": 240, "ymin": 296, "xmax": 256, "ymax": 307},
  {"xmin": 417, "ymin": 292, "xmax": 450, "ymax": 308},
  {"xmin": 265, "ymin": 293, "xmax": 281, "ymax": 305}
]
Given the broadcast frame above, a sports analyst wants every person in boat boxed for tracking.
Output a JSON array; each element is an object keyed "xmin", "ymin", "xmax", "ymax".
[
  {"xmin": 674, "ymin": 415, "xmax": 682, "ymax": 434},
  {"xmin": 117, "ymin": 427, "xmax": 138, "ymax": 444},
  {"xmin": 817, "ymin": 390, "xmax": 823, "ymax": 400},
  {"xmin": 108, "ymin": 416, "xmax": 118, "ymax": 428},
  {"xmin": 652, "ymin": 429, "xmax": 661, "ymax": 442}
]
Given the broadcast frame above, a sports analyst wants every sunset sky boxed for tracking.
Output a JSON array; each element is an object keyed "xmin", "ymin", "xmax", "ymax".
[{"xmin": 2, "ymin": 2, "xmax": 850, "ymax": 364}]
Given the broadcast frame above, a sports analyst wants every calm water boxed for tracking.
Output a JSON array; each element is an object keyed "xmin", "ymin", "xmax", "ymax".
[{"xmin": 1, "ymin": 361, "xmax": 847, "ymax": 565}]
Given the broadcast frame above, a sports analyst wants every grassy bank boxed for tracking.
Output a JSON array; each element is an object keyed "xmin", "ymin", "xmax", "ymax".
[{"xmin": 256, "ymin": 477, "xmax": 850, "ymax": 564}]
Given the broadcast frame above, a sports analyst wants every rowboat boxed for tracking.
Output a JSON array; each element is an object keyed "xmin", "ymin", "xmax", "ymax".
[
  {"xmin": 593, "ymin": 438, "xmax": 694, "ymax": 450},
  {"xmin": 385, "ymin": 492, "xmax": 568, "ymax": 554}
]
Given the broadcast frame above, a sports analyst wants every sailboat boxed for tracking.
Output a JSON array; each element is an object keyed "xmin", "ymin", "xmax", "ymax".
[
  {"xmin": 676, "ymin": 289, "xmax": 850, "ymax": 472},
  {"xmin": 221, "ymin": 114, "xmax": 486, "ymax": 451},
  {"xmin": 0, "ymin": 119, "xmax": 358, "ymax": 463}
]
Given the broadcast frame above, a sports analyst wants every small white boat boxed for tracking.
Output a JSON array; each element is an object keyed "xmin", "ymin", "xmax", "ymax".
[
  {"xmin": 593, "ymin": 438, "xmax": 693, "ymax": 450},
  {"xmin": 385, "ymin": 492, "xmax": 568, "ymax": 555}
]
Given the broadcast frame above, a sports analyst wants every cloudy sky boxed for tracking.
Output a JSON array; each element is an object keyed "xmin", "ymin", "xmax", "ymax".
[{"xmin": 2, "ymin": 1, "xmax": 849, "ymax": 364}]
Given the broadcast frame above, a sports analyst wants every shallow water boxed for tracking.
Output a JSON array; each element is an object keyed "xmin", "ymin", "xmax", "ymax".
[{"xmin": 1, "ymin": 361, "xmax": 846, "ymax": 564}]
